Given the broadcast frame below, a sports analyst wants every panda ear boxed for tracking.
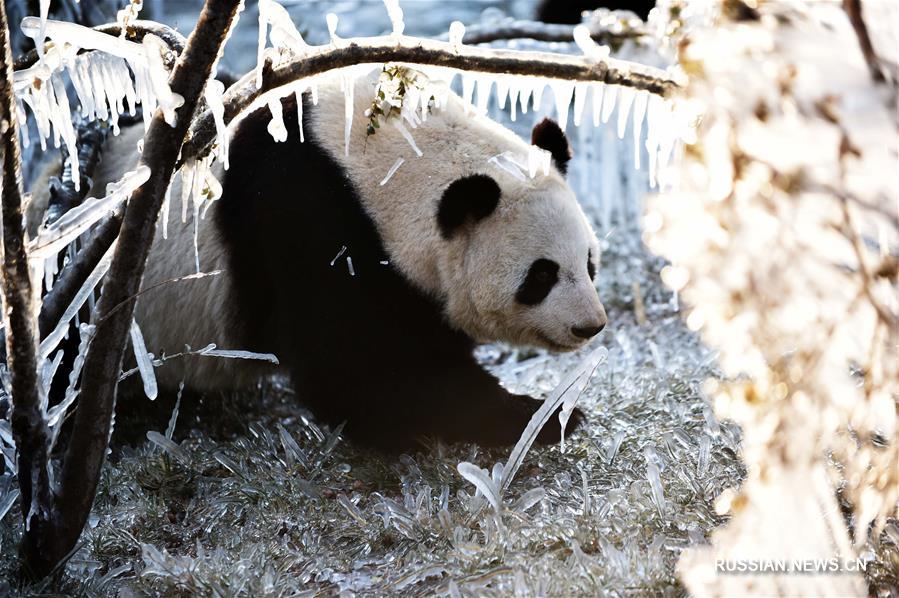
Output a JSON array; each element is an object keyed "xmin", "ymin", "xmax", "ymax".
[
  {"xmin": 437, "ymin": 174, "xmax": 501, "ymax": 239},
  {"xmin": 531, "ymin": 118, "xmax": 572, "ymax": 175}
]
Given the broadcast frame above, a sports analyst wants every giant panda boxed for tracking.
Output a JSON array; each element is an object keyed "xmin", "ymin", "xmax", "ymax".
[{"xmin": 71, "ymin": 69, "xmax": 608, "ymax": 450}]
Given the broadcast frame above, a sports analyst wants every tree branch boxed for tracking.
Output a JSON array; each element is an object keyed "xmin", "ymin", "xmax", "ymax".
[
  {"xmin": 438, "ymin": 18, "xmax": 649, "ymax": 46},
  {"xmin": 0, "ymin": 0, "xmax": 54, "ymax": 575},
  {"xmin": 13, "ymin": 19, "xmax": 186, "ymax": 71},
  {"xmin": 24, "ymin": 0, "xmax": 243, "ymax": 578},
  {"xmin": 842, "ymin": 0, "xmax": 884, "ymax": 83},
  {"xmin": 183, "ymin": 34, "xmax": 680, "ymax": 162}
]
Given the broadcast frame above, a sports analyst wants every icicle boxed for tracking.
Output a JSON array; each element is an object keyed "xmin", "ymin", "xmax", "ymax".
[
  {"xmin": 380, "ymin": 157, "xmax": 405, "ymax": 186},
  {"xmin": 518, "ymin": 80, "xmax": 531, "ymax": 115},
  {"xmin": 527, "ymin": 146, "xmax": 551, "ymax": 178},
  {"xmin": 448, "ymin": 21, "xmax": 465, "ymax": 48},
  {"xmin": 346, "ymin": 256, "xmax": 355, "ymax": 276},
  {"xmin": 461, "ymin": 74, "xmax": 476, "ymax": 113},
  {"xmin": 550, "ymin": 80, "xmax": 574, "ymax": 131},
  {"xmin": 40, "ymin": 243, "xmax": 115, "ymax": 361},
  {"xmin": 616, "ymin": 86, "xmax": 636, "ymax": 139},
  {"xmin": 508, "ymin": 81, "xmax": 520, "ymax": 121},
  {"xmin": 600, "ymin": 84, "xmax": 618, "ymax": 124},
  {"xmin": 29, "ymin": 166, "xmax": 150, "ymax": 260},
  {"xmin": 383, "ymin": 0, "xmax": 405, "ymax": 36},
  {"xmin": 495, "ymin": 76, "xmax": 510, "ymax": 110},
  {"xmin": 130, "ymin": 319, "xmax": 158, "ymax": 401},
  {"xmin": 392, "ymin": 119, "xmax": 423, "ymax": 157},
  {"xmin": 532, "ymin": 80, "xmax": 546, "ymax": 113},
  {"xmin": 326, "ymin": 13, "xmax": 340, "ymax": 45},
  {"xmin": 645, "ymin": 94, "xmax": 664, "ymax": 187},
  {"xmin": 142, "ymin": 34, "xmax": 184, "ymax": 126},
  {"xmin": 197, "ymin": 344, "xmax": 279, "ymax": 364},
  {"xmin": 475, "ymin": 75, "xmax": 492, "ymax": 116},
  {"xmin": 180, "ymin": 161, "xmax": 195, "ymax": 223},
  {"xmin": 343, "ymin": 74, "xmax": 354, "ymax": 156},
  {"xmin": 330, "ymin": 245, "xmax": 347, "ymax": 266},
  {"xmin": 572, "ymin": 82, "xmax": 588, "ymax": 127},
  {"xmin": 295, "ymin": 88, "xmax": 305, "ymax": 142},
  {"xmin": 632, "ymin": 90, "xmax": 648, "ymax": 169},
  {"xmin": 267, "ymin": 98, "xmax": 288, "ymax": 142},
  {"xmin": 488, "ymin": 152, "xmax": 527, "ymax": 182},
  {"xmin": 161, "ymin": 181, "xmax": 172, "ymax": 240},
  {"xmin": 205, "ymin": 79, "xmax": 228, "ymax": 169}
]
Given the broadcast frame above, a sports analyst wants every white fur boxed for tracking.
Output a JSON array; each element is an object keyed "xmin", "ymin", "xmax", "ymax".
[
  {"xmin": 311, "ymin": 71, "xmax": 605, "ymax": 350},
  {"xmin": 38, "ymin": 69, "xmax": 605, "ymax": 392}
]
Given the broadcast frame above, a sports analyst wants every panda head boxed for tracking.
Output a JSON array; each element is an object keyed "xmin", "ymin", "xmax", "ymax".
[{"xmin": 436, "ymin": 119, "xmax": 607, "ymax": 352}]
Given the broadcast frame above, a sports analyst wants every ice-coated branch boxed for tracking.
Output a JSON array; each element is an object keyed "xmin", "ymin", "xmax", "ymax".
[
  {"xmin": 183, "ymin": 32, "xmax": 680, "ymax": 162},
  {"xmin": 17, "ymin": 0, "xmax": 245, "ymax": 579},
  {"xmin": 842, "ymin": 0, "xmax": 884, "ymax": 82},
  {"xmin": 0, "ymin": 0, "xmax": 54, "ymax": 576},
  {"xmin": 13, "ymin": 19, "xmax": 186, "ymax": 71},
  {"xmin": 438, "ymin": 18, "xmax": 649, "ymax": 46}
]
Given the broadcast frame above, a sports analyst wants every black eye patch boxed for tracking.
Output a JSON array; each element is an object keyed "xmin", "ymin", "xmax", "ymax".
[
  {"xmin": 516, "ymin": 258, "xmax": 560, "ymax": 306},
  {"xmin": 587, "ymin": 251, "xmax": 596, "ymax": 281}
]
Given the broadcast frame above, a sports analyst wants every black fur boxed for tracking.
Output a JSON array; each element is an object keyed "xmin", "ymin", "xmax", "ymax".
[
  {"xmin": 437, "ymin": 174, "xmax": 501, "ymax": 239},
  {"xmin": 531, "ymin": 118, "xmax": 572, "ymax": 174},
  {"xmin": 214, "ymin": 94, "xmax": 582, "ymax": 451},
  {"xmin": 587, "ymin": 250, "xmax": 596, "ymax": 280},
  {"xmin": 516, "ymin": 258, "xmax": 560, "ymax": 306}
]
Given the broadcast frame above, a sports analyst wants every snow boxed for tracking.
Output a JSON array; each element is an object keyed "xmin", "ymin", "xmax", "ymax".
[{"xmin": 383, "ymin": 0, "xmax": 405, "ymax": 37}]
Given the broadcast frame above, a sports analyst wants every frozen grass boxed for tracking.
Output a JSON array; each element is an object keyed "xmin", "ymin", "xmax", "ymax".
[{"xmin": 1, "ymin": 222, "xmax": 896, "ymax": 595}]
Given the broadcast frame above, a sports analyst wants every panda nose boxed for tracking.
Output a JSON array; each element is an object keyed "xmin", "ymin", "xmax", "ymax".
[{"xmin": 571, "ymin": 323, "xmax": 604, "ymax": 339}]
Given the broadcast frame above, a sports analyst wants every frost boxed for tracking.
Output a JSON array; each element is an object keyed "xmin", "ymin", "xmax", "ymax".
[
  {"xmin": 379, "ymin": 157, "xmax": 405, "ymax": 186},
  {"xmin": 130, "ymin": 319, "xmax": 158, "ymax": 401}
]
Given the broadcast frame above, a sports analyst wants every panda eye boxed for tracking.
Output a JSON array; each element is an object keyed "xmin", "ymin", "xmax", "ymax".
[
  {"xmin": 516, "ymin": 258, "xmax": 560, "ymax": 306},
  {"xmin": 587, "ymin": 251, "xmax": 596, "ymax": 281}
]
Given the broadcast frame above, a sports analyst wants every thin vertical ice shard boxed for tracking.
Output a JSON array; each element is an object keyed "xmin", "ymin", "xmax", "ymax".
[
  {"xmin": 392, "ymin": 119, "xmax": 423, "ymax": 157},
  {"xmin": 550, "ymin": 80, "xmax": 574, "ymax": 131},
  {"xmin": 572, "ymin": 82, "xmax": 588, "ymax": 127},
  {"xmin": 130, "ymin": 319, "xmax": 158, "ymax": 401},
  {"xmin": 632, "ymin": 90, "xmax": 649, "ymax": 169},
  {"xmin": 461, "ymin": 74, "xmax": 476, "ymax": 113},
  {"xmin": 592, "ymin": 83, "xmax": 604, "ymax": 127},
  {"xmin": 475, "ymin": 75, "xmax": 493, "ymax": 116},
  {"xmin": 616, "ymin": 87, "xmax": 636, "ymax": 139},
  {"xmin": 205, "ymin": 79, "xmax": 229, "ymax": 169},
  {"xmin": 600, "ymin": 84, "xmax": 618, "ymax": 124},
  {"xmin": 645, "ymin": 94, "xmax": 664, "ymax": 188},
  {"xmin": 343, "ymin": 74, "xmax": 354, "ymax": 156},
  {"xmin": 380, "ymin": 157, "xmax": 405, "ymax": 186},
  {"xmin": 295, "ymin": 88, "xmax": 305, "ymax": 142}
]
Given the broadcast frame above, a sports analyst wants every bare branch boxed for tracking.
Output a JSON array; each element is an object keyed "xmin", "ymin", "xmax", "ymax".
[
  {"xmin": 842, "ymin": 0, "xmax": 884, "ymax": 82},
  {"xmin": 0, "ymin": 0, "xmax": 54, "ymax": 575},
  {"xmin": 183, "ymin": 34, "xmax": 680, "ymax": 163},
  {"xmin": 438, "ymin": 18, "xmax": 649, "ymax": 46},
  {"xmin": 32, "ymin": 0, "xmax": 245, "ymax": 578}
]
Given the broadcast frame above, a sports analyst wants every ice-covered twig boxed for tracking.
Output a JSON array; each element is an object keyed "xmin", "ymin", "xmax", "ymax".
[
  {"xmin": 28, "ymin": 166, "xmax": 150, "ymax": 260},
  {"xmin": 0, "ymin": 0, "xmax": 54, "ymax": 575},
  {"xmin": 183, "ymin": 29, "xmax": 681, "ymax": 162},
  {"xmin": 500, "ymin": 346, "xmax": 608, "ymax": 493},
  {"xmin": 41, "ymin": 0, "xmax": 245, "ymax": 580},
  {"xmin": 437, "ymin": 17, "xmax": 650, "ymax": 46},
  {"xmin": 14, "ymin": 19, "xmax": 186, "ymax": 71}
]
